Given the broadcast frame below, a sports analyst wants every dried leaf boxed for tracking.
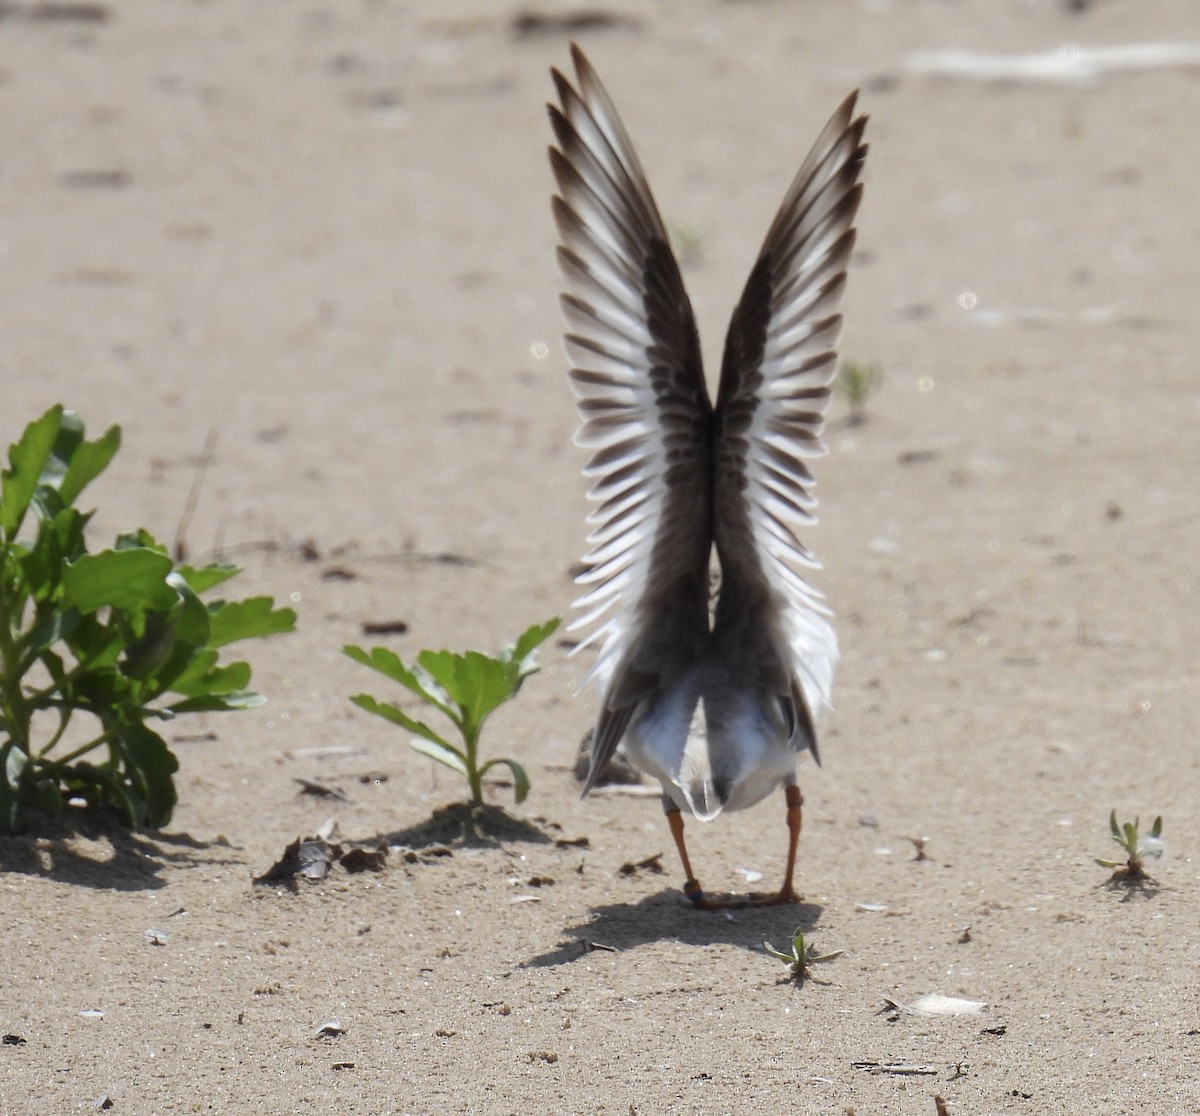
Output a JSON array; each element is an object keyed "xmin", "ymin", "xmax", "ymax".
[
  {"xmin": 617, "ymin": 852, "xmax": 664, "ymax": 877},
  {"xmin": 340, "ymin": 845, "xmax": 387, "ymax": 873},
  {"xmin": 254, "ymin": 837, "xmax": 333, "ymax": 885}
]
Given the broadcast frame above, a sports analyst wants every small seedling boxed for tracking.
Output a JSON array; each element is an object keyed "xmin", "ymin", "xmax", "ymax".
[
  {"xmin": 670, "ymin": 223, "xmax": 708, "ymax": 267},
  {"xmin": 344, "ymin": 618, "xmax": 559, "ymax": 807},
  {"xmin": 834, "ymin": 359, "xmax": 882, "ymax": 425},
  {"xmin": 762, "ymin": 926, "xmax": 844, "ymax": 983},
  {"xmin": 1096, "ymin": 810, "xmax": 1164, "ymax": 882},
  {"xmin": 0, "ymin": 406, "xmax": 296, "ymax": 832}
]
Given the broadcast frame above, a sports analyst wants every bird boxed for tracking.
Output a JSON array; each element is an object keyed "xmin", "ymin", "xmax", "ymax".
[{"xmin": 548, "ymin": 45, "xmax": 866, "ymax": 909}]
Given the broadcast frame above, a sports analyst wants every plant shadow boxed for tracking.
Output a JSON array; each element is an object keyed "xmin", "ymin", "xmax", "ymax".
[
  {"xmin": 0, "ymin": 808, "xmax": 239, "ymax": 891},
  {"xmin": 524, "ymin": 889, "xmax": 825, "ymax": 966},
  {"xmin": 1104, "ymin": 875, "xmax": 1163, "ymax": 901},
  {"xmin": 384, "ymin": 801, "xmax": 555, "ymax": 850}
]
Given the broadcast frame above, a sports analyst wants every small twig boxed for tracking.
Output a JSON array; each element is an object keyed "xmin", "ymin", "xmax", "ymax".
[
  {"xmin": 173, "ymin": 427, "xmax": 218, "ymax": 561},
  {"xmin": 852, "ymin": 1061, "xmax": 938, "ymax": 1076}
]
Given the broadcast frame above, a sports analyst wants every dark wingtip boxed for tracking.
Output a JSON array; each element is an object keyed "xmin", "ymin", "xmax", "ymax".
[
  {"xmin": 579, "ymin": 759, "xmax": 601, "ymax": 798},
  {"xmin": 550, "ymin": 66, "xmax": 574, "ymax": 107}
]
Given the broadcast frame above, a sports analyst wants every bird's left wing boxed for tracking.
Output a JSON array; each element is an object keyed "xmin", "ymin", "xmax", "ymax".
[{"xmin": 549, "ymin": 46, "xmax": 714, "ymax": 788}]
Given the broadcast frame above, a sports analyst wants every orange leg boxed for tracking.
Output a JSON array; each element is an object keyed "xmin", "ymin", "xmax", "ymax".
[
  {"xmin": 665, "ymin": 785, "xmax": 804, "ymax": 909},
  {"xmin": 751, "ymin": 783, "xmax": 803, "ymax": 906},
  {"xmin": 665, "ymin": 802, "xmax": 707, "ymax": 905}
]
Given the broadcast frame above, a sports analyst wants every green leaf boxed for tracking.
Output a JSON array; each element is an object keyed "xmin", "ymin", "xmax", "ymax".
[
  {"xmin": 343, "ymin": 645, "xmax": 455, "ymax": 721},
  {"xmin": 16, "ymin": 507, "xmax": 88, "ymax": 607},
  {"xmin": 348, "ymin": 693, "xmax": 457, "ymax": 752},
  {"xmin": 27, "ymin": 607, "xmax": 79, "ymax": 654},
  {"xmin": 1121, "ymin": 822, "xmax": 1138, "ymax": 850},
  {"xmin": 501, "ymin": 616, "xmax": 560, "ymax": 700},
  {"xmin": 205, "ymin": 597, "xmax": 296, "ymax": 648},
  {"xmin": 1, "ymin": 405, "xmax": 63, "ymax": 538},
  {"xmin": 418, "ymin": 649, "xmax": 515, "ymax": 731},
  {"xmin": 176, "ymin": 561, "xmax": 241, "ymax": 595},
  {"xmin": 62, "ymin": 548, "xmax": 177, "ymax": 613},
  {"xmin": 478, "ymin": 756, "xmax": 531, "ymax": 804},
  {"xmin": 117, "ymin": 721, "xmax": 179, "ymax": 827},
  {"xmin": 408, "ymin": 734, "xmax": 470, "ymax": 779},
  {"xmin": 762, "ymin": 937, "xmax": 794, "ymax": 963},
  {"xmin": 1150, "ymin": 816, "xmax": 1164, "ymax": 840},
  {"xmin": 168, "ymin": 573, "xmax": 213, "ymax": 646},
  {"xmin": 53, "ymin": 413, "xmax": 121, "ymax": 506},
  {"xmin": 1, "ymin": 742, "xmax": 30, "ymax": 833},
  {"xmin": 2, "ymin": 739, "xmax": 29, "ymax": 785},
  {"xmin": 75, "ymin": 664, "xmax": 141, "ymax": 709},
  {"xmin": 26, "ymin": 507, "xmax": 90, "ymax": 596},
  {"xmin": 509, "ymin": 616, "xmax": 561, "ymax": 670},
  {"xmin": 34, "ymin": 409, "xmax": 84, "ymax": 493},
  {"xmin": 166, "ymin": 650, "xmax": 252, "ymax": 698},
  {"xmin": 125, "ymin": 574, "xmax": 216, "ymax": 693},
  {"xmin": 60, "ymin": 613, "xmax": 125, "ymax": 670},
  {"xmin": 115, "ymin": 528, "xmax": 165, "ymax": 553},
  {"xmin": 123, "ymin": 610, "xmax": 186, "ymax": 682},
  {"xmin": 169, "ymin": 690, "xmax": 265, "ymax": 713}
]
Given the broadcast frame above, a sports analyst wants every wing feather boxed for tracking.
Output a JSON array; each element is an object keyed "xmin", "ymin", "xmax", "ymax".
[
  {"xmin": 550, "ymin": 45, "xmax": 713, "ymax": 790},
  {"xmin": 713, "ymin": 92, "xmax": 867, "ymax": 723}
]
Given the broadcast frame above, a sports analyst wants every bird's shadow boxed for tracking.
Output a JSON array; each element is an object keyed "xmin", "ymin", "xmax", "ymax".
[{"xmin": 525, "ymin": 888, "xmax": 825, "ymax": 966}]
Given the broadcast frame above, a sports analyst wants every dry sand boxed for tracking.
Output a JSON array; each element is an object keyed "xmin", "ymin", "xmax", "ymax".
[{"xmin": 3, "ymin": 1, "xmax": 1199, "ymax": 1112}]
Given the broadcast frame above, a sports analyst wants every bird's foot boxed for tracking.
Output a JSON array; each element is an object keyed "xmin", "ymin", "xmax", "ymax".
[
  {"xmin": 681, "ymin": 880, "xmax": 802, "ymax": 910},
  {"xmin": 745, "ymin": 885, "xmax": 802, "ymax": 907}
]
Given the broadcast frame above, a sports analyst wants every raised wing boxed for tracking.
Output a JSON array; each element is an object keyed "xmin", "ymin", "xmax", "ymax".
[
  {"xmin": 712, "ymin": 92, "xmax": 867, "ymax": 722},
  {"xmin": 548, "ymin": 45, "xmax": 713, "ymax": 786}
]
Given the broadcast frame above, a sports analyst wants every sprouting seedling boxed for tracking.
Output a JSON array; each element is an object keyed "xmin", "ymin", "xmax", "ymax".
[
  {"xmin": 670, "ymin": 223, "xmax": 708, "ymax": 267},
  {"xmin": 762, "ymin": 927, "xmax": 844, "ymax": 983},
  {"xmin": 344, "ymin": 618, "xmax": 559, "ymax": 808},
  {"xmin": 834, "ymin": 359, "xmax": 882, "ymax": 426},
  {"xmin": 1096, "ymin": 810, "xmax": 1164, "ymax": 883}
]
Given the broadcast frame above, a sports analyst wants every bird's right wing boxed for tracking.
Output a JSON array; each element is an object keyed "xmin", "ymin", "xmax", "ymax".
[
  {"xmin": 711, "ymin": 92, "xmax": 867, "ymax": 724},
  {"xmin": 549, "ymin": 46, "xmax": 714, "ymax": 791}
]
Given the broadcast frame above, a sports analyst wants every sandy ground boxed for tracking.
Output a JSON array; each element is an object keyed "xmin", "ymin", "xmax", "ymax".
[{"xmin": 3, "ymin": 1, "xmax": 1200, "ymax": 1112}]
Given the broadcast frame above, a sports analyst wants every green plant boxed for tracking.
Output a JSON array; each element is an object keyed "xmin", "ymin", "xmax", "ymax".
[
  {"xmin": 834, "ymin": 359, "xmax": 882, "ymax": 425},
  {"xmin": 669, "ymin": 222, "xmax": 708, "ymax": 267},
  {"xmin": 0, "ymin": 405, "xmax": 296, "ymax": 832},
  {"xmin": 762, "ymin": 926, "xmax": 844, "ymax": 982},
  {"xmin": 344, "ymin": 618, "xmax": 559, "ymax": 808},
  {"xmin": 1096, "ymin": 810, "xmax": 1164, "ymax": 882}
]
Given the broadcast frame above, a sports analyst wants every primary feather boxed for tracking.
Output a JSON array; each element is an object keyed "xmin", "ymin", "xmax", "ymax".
[{"xmin": 550, "ymin": 45, "xmax": 865, "ymax": 819}]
